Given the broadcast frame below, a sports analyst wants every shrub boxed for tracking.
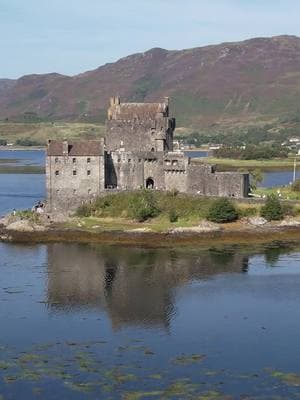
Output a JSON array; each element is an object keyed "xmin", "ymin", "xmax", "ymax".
[
  {"xmin": 129, "ymin": 191, "xmax": 160, "ymax": 222},
  {"xmin": 207, "ymin": 198, "xmax": 238, "ymax": 223},
  {"xmin": 15, "ymin": 209, "xmax": 40, "ymax": 223},
  {"xmin": 238, "ymin": 206, "xmax": 258, "ymax": 218},
  {"xmin": 260, "ymin": 194, "xmax": 283, "ymax": 221},
  {"xmin": 281, "ymin": 203, "xmax": 296, "ymax": 217},
  {"xmin": 292, "ymin": 179, "xmax": 300, "ymax": 192},
  {"xmin": 76, "ymin": 204, "xmax": 92, "ymax": 217},
  {"xmin": 169, "ymin": 209, "xmax": 178, "ymax": 223}
]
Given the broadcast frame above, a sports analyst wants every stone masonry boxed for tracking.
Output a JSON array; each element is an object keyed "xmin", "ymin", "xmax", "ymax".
[{"xmin": 46, "ymin": 97, "xmax": 249, "ymax": 212}]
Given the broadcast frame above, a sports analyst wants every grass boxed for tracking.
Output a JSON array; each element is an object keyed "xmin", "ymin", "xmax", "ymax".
[
  {"xmin": 253, "ymin": 185, "xmax": 300, "ymax": 201},
  {"xmin": 76, "ymin": 191, "xmax": 216, "ymax": 221},
  {"xmin": 194, "ymin": 156, "xmax": 296, "ymax": 171},
  {"xmin": 0, "ymin": 122, "xmax": 105, "ymax": 146},
  {"xmin": 0, "ymin": 165, "xmax": 45, "ymax": 174},
  {"xmin": 68, "ymin": 190, "xmax": 300, "ymax": 233}
]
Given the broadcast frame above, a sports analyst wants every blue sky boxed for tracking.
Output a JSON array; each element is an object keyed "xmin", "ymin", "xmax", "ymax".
[{"xmin": 0, "ymin": 0, "xmax": 299, "ymax": 78}]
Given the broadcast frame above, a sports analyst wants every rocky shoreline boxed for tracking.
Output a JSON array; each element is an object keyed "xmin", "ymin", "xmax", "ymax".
[{"xmin": 2, "ymin": 216, "xmax": 300, "ymax": 248}]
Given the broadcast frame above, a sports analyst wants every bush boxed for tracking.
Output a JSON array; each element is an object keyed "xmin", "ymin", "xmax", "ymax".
[
  {"xmin": 15, "ymin": 138, "xmax": 42, "ymax": 146},
  {"xmin": 129, "ymin": 191, "xmax": 160, "ymax": 222},
  {"xmin": 76, "ymin": 204, "xmax": 92, "ymax": 217},
  {"xmin": 169, "ymin": 209, "xmax": 178, "ymax": 223},
  {"xmin": 207, "ymin": 198, "xmax": 238, "ymax": 223},
  {"xmin": 291, "ymin": 179, "xmax": 300, "ymax": 192},
  {"xmin": 281, "ymin": 203, "xmax": 296, "ymax": 217},
  {"xmin": 260, "ymin": 194, "xmax": 283, "ymax": 221},
  {"xmin": 238, "ymin": 206, "xmax": 258, "ymax": 218}
]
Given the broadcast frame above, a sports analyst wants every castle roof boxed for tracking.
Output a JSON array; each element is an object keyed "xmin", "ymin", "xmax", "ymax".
[
  {"xmin": 108, "ymin": 99, "xmax": 170, "ymax": 121},
  {"xmin": 47, "ymin": 140, "xmax": 104, "ymax": 156}
]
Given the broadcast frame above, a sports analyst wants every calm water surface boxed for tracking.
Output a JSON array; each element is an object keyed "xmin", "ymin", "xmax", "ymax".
[
  {"xmin": 0, "ymin": 150, "xmax": 45, "ymax": 166},
  {"xmin": 1, "ymin": 243, "xmax": 300, "ymax": 399}
]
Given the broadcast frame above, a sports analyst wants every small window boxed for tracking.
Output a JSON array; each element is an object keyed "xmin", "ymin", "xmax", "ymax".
[
  {"xmin": 55, "ymin": 170, "xmax": 59, "ymax": 176},
  {"xmin": 88, "ymin": 189, "xmax": 92, "ymax": 194},
  {"xmin": 151, "ymin": 147, "xmax": 155, "ymax": 152},
  {"xmin": 128, "ymin": 159, "xmax": 131, "ymax": 163},
  {"xmin": 117, "ymin": 158, "xmax": 121, "ymax": 163},
  {"xmin": 138, "ymin": 159, "xmax": 142, "ymax": 163},
  {"xmin": 172, "ymin": 160, "xmax": 178, "ymax": 166},
  {"xmin": 72, "ymin": 158, "xmax": 76, "ymax": 163},
  {"xmin": 56, "ymin": 189, "xmax": 59, "ymax": 194},
  {"xmin": 73, "ymin": 170, "xmax": 77, "ymax": 176},
  {"xmin": 55, "ymin": 157, "xmax": 59, "ymax": 163},
  {"xmin": 87, "ymin": 158, "xmax": 91, "ymax": 163},
  {"xmin": 73, "ymin": 189, "xmax": 76, "ymax": 195},
  {"xmin": 87, "ymin": 170, "xmax": 91, "ymax": 176}
]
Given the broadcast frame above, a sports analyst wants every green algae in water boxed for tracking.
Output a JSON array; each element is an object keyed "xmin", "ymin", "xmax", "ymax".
[
  {"xmin": 198, "ymin": 391, "xmax": 233, "ymax": 400},
  {"xmin": 173, "ymin": 353, "xmax": 206, "ymax": 365},
  {"xmin": 0, "ymin": 362, "xmax": 11, "ymax": 370},
  {"xmin": 148, "ymin": 374, "xmax": 163, "ymax": 380},
  {"xmin": 123, "ymin": 391, "xmax": 164, "ymax": 400},
  {"xmin": 163, "ymin": 379, "xmax": 199, "ymax": 397},
  {"xmin": 64, "ymin": 381, "xmax": 96, "ymax": 393},
  {"xmin": 3, "ymin": 375, "xmax": 18, "ymax": 384},
  {"xmin": 271, "ymin": 370, "xmax": 300, "ymax": 386}
]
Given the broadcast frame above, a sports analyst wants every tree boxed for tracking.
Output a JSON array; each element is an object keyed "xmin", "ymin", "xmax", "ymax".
[
  {"xmin": 260, "ymin": 194, "xmax": 283, "ymax": 221},
  {"xmin": 207, "ymin": 198, "xmax": 238, "ymax": 223},
  {"xmin": 250, "ymin": 168, "xmax": 263, "ymax": 190}
]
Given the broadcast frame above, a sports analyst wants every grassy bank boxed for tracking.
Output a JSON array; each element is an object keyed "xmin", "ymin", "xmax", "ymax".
[
  {"xmin": 0, "ymin": 165, "xmax": 45, "ymax": 174},
  {"xmin": 253, "ymin": 186, "xmax": 300, "ymax": 201},
  {"xmin": 194, "ymin": 157, "xmax": 296, "ymax": 171},
  {"xmin": 0, "ymin": 122, "xmax": 105, "ymax": 145},
  {"xmin": 68, "ymin": 190, "xmax": 298, "ymax": 233}
]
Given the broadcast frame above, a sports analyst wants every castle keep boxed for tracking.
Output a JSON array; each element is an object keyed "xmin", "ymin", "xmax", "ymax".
[{"xmin": 46, "ymin": 97, "xmax": 249, "ymax": 212}]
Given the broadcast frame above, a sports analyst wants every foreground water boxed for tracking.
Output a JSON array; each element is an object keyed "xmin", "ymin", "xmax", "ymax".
[{"xmin": 1, "ymin": 242, "xmax": 300, "ymax": 399}]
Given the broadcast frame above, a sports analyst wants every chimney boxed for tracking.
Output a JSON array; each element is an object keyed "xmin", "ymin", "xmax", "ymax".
[
  {"xmin": 63, "ymin": 140, "xmax": 68, "ymax": 155},
  {"xmin": 110, "ymin": 96, "xmax": 121, "ymax": 106}
]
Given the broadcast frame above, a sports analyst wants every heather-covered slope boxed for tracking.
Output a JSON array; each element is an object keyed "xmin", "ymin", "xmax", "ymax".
[{"xmin": 1, "ymin": 35, "xmax": 300, "ymax": 129}]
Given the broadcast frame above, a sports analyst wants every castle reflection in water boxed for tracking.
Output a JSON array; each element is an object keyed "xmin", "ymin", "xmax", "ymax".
[{"xmin": 46, "ymin": 244, "xmax": 249, "ymax": 330}]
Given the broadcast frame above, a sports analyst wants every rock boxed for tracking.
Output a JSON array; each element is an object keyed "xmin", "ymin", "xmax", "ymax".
[
  {"xmin": 279, "ymin": 218, "xmax": 300, "ymax": 227},
  {"xmin": 6, "ymin": 220, "xmax": 46, "ymax": 232},
  {"xmin": 169, "ymin": 221, "xmax": 221, "ymax": 234},
  {"xmin": 125, "ymin": 228, "xmax": 153, "ymax": 233},
  {"xmin": 247, "ymin": 217, "xmax": 268, "ymax": 226},
  {"xmin": 6, "ymin": 220, "xmax": 35, "ymax": 232}
]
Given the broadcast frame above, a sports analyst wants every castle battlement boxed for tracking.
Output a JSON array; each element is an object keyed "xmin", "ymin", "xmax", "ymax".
[{"xmin": 46, "ymin": 98, "xmax": 249, "ymax": 212}]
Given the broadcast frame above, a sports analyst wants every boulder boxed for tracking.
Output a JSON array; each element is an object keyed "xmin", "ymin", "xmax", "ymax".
[{"xmin": 247, "ymin": 217, "xmax": 268, "ymax": 226}]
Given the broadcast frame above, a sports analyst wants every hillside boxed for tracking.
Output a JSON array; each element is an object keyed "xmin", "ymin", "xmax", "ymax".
[{"xmin": 1, "ymin": 35, "xmax": 300, "ymax": 134}]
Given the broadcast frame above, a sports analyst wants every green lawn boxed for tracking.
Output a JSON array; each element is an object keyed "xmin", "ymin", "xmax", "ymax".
[
  {"xmin": 0, "ymin": 122, "xmax": 105, "ymax": 145},
  {"xmin": 194, "ymin": 157, "xmax": 297, "ymax": 171}
]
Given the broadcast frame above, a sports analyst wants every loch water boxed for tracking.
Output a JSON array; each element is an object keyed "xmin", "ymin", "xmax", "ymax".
[
  {"xmin": 1, "ymin": 242, "xmax": 300, "ymax": 399},
  {"xmin": 1, "ymin": 151, "xmax": 300, "ymax": 399}
]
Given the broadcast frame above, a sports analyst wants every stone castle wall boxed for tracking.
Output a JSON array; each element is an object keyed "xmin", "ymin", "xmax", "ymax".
[
  {"xmin": 46, "ymin": 155, "xmax": 105, "ymax": 212},
  {"xmin": 46, "ymin": 97, "xmax": 250, "ymax": 212}
]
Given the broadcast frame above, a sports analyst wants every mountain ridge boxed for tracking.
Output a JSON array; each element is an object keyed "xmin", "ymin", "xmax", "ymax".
[{"xmin": 1, "ymin": 35, "xmax": 300, "ymax": 129}]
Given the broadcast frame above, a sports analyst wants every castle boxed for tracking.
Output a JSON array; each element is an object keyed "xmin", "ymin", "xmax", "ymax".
[{"xmin": 46, "ymin": 97, "xmax": 249, "ymax": 212}]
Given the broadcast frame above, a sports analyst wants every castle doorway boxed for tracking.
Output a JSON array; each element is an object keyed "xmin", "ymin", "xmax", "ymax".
[{"xmin": 146, "ymin": 177, "xmax": 154, "ymax": 189}]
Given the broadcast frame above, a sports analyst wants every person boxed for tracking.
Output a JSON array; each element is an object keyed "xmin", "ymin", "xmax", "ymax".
[{"xmin": 12, "ymin": 208, "xmax": 16, "ymax": 216}]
